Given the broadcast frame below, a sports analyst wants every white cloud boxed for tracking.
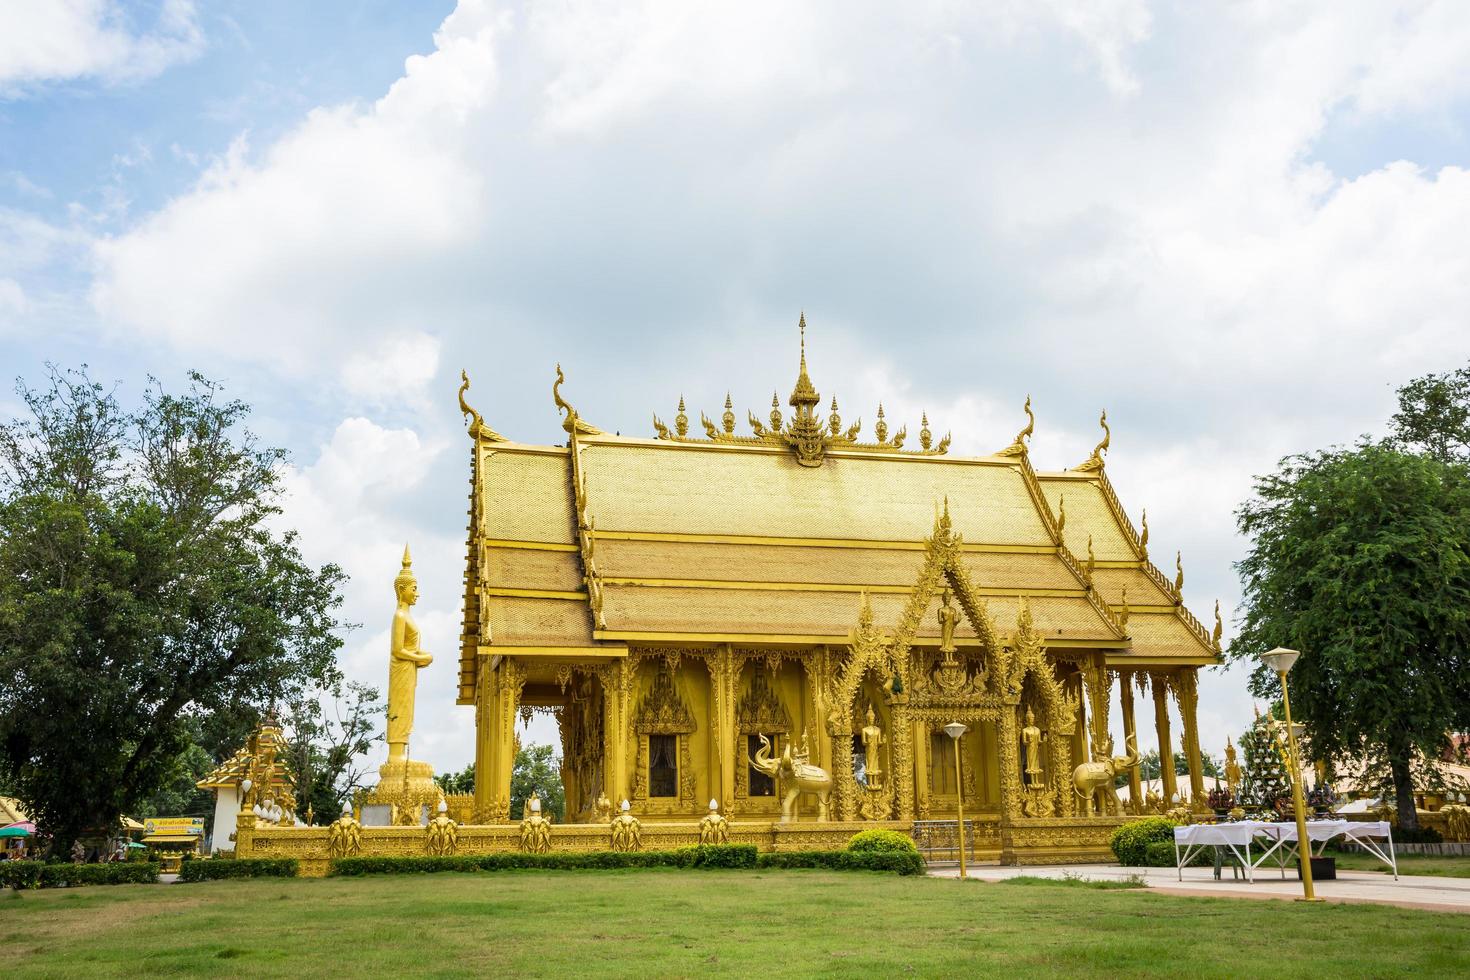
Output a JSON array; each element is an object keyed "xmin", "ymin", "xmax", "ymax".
[
  {"xmin": 66, "ymin": 0, "xmax": 1470, "ymax": 767},
  {"xmin": 0, "ymin": 0, "xmax": 203, "ymax": 94},
  {"xmin": 0, "ymin": 277, "xmax": 27, "ymax": 316}
]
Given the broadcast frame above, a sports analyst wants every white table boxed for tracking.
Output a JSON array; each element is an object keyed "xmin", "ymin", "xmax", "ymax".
[{"xmin": 1174, "ymin": 820, "xmax": 1398, "ymax": 883}]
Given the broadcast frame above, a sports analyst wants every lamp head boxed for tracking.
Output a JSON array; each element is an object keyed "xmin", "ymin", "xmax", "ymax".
[
  {"xmin": 1261, "ymin": 647, "xmax": 1300, "ymax": 674},
  {"xmin": 944, "ymin": 721, "xmax": 968, "ymax": 740}
]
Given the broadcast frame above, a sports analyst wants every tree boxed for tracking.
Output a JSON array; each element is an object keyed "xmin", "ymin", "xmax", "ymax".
[
  {"xmin": 283, "ymin": 681, "xmax": 382, "ymax": 823},
  {"xmin": 1390, "ymin": 366, "xmax": 1470, "ymax": 463},
  {"xmin": 134, "ymin": 736, "xmax": 216, "ymax": 828},
  {"xmin": 435, "ymin": 764, "xmax": 475, "ymax": 796},
  {"xmin": 510, "ymin": 746, "xmax": 564, "ymax": 821},
  {"xmin": 0, "ymin": 367, "xmax": 348, "ymax": 852},
  {"xmin": 1232, "ymin": 440, "xmax": 1470, "ymax": 830}
]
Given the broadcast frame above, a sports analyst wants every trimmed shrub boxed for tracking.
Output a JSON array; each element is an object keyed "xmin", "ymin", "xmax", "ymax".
[
  {"xmin": 846, "ymin": 829, "xmax": 920, "ymax": 855},
  {"xmin": 180, "ymin": 858, "xmax": 298, "ymax": 882},
  {"xmin": 1109, "ymin": 817, "xmax": 1179, "ymax": 866},
  {"xmin": 1143, "ymin": 840, "xmax": 1211, "ymax": 868},
  {"xmin": 330, "ymin": 845, "xmax": 758, "ymax": 876},
  {"xmin": 0, "ymin": 861, "xmax": 161, "ymax": 890},
  {"xmin": 756, "ymin": 850, "xmax": 924, "ymax": 875}
]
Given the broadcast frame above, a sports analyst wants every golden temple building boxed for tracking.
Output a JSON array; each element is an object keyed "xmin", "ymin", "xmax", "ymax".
[{"xmin": 450, "ymin": 317, "xmax": 1223, "ymax": 863}]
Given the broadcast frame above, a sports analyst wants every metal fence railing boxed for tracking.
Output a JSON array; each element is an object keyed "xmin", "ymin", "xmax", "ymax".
[{"xmin": 912, "ymin": 819, "xmax": 975, "ymax": 862}]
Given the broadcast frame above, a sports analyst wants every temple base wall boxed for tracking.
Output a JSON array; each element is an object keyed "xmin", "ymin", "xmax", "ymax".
[{"xmin": 236, "ymin": 816, "xmax": 1125, "ymax": 877}]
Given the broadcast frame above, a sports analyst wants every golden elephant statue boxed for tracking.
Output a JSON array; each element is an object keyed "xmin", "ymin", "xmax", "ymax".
[
  {"xmin": 750, "ymin": 734, "xmax": 832, "ymax": 822},
  {"xmin": 1071, "ymin": 734, "xmax": 1139, "ymax": 817}
]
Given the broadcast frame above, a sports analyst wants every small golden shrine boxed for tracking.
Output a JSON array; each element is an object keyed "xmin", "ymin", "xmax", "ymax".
[
  {"xmin": 453, "ymin": 316, "xmax": 1222, "ymax": 858},
  {"xmin": 197, "ymin": 716, "xmax": 297, "ymax": 852}
]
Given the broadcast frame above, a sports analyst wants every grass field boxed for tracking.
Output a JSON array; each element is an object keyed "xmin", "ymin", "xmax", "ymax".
[
  {"xmin": 4, "ymin": 870, "xmax": 1468, "ymax": 978},
  {"xmin": 1331, "ymin": 851, "xmax": 1470, "ymax": 878}
]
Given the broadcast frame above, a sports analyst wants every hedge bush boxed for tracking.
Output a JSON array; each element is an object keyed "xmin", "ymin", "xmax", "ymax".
[
  {"xmin": 331, "ymin": 845, "xmax": 758, "ymax": 876},
  {"xmin": 1109, "ymin": 817, "xmax": 1180, "ymax": 866},
  {"xmin": 756, "ymin": 850, "xmax": 925, "ymax": 875},
  {"xmin": 846, "ymin": 829, "xmax": 920, "ymax": 855},
  {"xmin": 1143, "ymin": 840, "xmax": 1211, "ymax": 868},
  {"xmin": 180, "ymin": 858, "xmax": 298, "ymax": 882},
  {"xmin": 0, "ymin": 861, "xmax": 161, "ymax": 890}
]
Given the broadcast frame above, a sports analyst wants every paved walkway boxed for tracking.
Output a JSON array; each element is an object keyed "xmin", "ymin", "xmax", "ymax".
[{"xmin": 927, "ymin": 863, "xmax": 1470, "ymax": 913}]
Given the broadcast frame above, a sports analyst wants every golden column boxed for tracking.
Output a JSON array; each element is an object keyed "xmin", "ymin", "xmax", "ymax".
[
  {"xmin": 1119, "ymin": 672, "xmax": 1142, "ymax": 812},
  {"xmin": 1151, "ymin": 673, "xmax": 1177, "ymax": 804},
  {"xmin": 1176, "ymin": 669, "xmax": 1207, "ymax": 810}
]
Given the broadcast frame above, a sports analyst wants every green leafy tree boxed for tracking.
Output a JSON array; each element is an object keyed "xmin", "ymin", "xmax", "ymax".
[
  {"xmin": 1232, "ymin": 440, "xmax": 1470, "ymax": 830},
  {"xmin": 1390, "ymin": 366, "xmax": 1470, "ymax": 463},
  {"xmin": 0, "ymin": 367, "xmax": 348, "ymax": 853},
  {"xmin": 134, "ymin": 739, "xmax": 216, "ymax": 824},
  {"xmin": 509, "ymin": 745, "xmax": 564, "ymax": 821},
  {"xmin": 435, "ymin": 763, "xmax": 475, "ymax": 796},
  {"xmin": 283, "ymin": 681, "xmax": 382, "ymax": 824}
]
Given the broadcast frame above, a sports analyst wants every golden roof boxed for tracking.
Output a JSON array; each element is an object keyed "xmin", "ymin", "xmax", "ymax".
[{"xmin": 456, "ymin": 321, "xmax": 1220, "ymax": 702}]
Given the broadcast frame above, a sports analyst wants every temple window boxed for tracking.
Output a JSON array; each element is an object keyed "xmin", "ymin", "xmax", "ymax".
[
  {"xmin": 748, "ymin": 734, "xmax": 776, "ymax": 796},
  {"xmin": 930, "ymin": 731, "xmax": 957, "ymax": 794},
  {"xmin": 649, "ymin": 734, "xmax": 678, "ymax": 797},
  {"xmin": 850, "ymin": 734, "xmax": 867, "ymax": 784}
]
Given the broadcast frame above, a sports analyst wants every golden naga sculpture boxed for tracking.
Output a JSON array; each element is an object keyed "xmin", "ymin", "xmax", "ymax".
[
  {"xmin": 519, "ymin": 795, "xmax": 552, "ymax": 854},
  {"xmin": 653, "ymin": 314, "xmax": 949, "ymax": 467},
  {"xmin": 327, "ymin": 805, "xmax": 363, "ymax": 859},
  {"xmin": 1074, "ymin": 409, "xmax": 1110, "ymax": 471},
  {"xmin": 996, "ymin": 394, "xmax": 1034, "ymax": 456},
  {"xmin": 425, "ymin": 799, "xmax": 458, "ymax": 856},
  {"xmin": 699, "ymin": 800, "xmax": 730, "ymax": 845},
  {"xmin": 610, "ymin": 799, "xmax": 642, "ymax": 852},
  {"xmin": 1071, "ymin": 734, "xmax": 1139, "ymax": 817},
  {"xmin": 387, "ymin": 545, "xmax": 433, "ymax": 765},
  {"xmin": 751, "ymin": 733, "xmax": 833, "ymax": 822}
]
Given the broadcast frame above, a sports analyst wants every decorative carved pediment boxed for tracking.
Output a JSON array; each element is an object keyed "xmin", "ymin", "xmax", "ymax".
[
  {"xmin": 633, "ymin": 664, "xmax": 696, "ymax": 734},
  {"xmin": 736, "ymin": 667, "xmax": 791, "ymax": 734}
]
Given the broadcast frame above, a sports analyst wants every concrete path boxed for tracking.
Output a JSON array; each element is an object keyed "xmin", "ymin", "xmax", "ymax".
[{"xmin": 927, "ymin": 863, "xmax": 1470, "ymax": 914}]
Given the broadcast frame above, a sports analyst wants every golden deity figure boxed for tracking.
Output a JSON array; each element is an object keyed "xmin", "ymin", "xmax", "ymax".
[
  {"xmin": 425, "ymin": 799, "xmax": 458, "ymax": 857},
  {"xmin": 610, "ymin": 799, "xmax": 642, "ymax": 852},
  {"xmin": 388, "ymin": 544, "xmax": 432, "ymax": 763},
  {"xmin": 861, "ymin": 704, "xmax": 885, "ymax": 789},
  {"xmin": 938, "ymin": 588, "xmax": 960, "ymax": 659},
  {"xmin": 1021, "ymin": 706, "xmax": 1046, "ymax": 787},
  {"xmin": 699, "ymin": 799, "xmax": 730, "ymax": 845},
  {"xmin": 592, "ymin": 791, "xmax": 613, "ymax": 823},
  {"xmin": 519, "ymin": 794, "xmax": 552, "ymax": 854},
  {"xmin": 327, "ymin": 804, "xmax": 362, "ymax": 859},
  {"xmin": 1224, "ymin": 736, "xmax": 1242, "ymax": 796}
]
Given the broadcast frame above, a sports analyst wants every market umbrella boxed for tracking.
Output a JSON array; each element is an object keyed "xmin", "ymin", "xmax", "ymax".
[{"xmin": 0, "ymin": 821, "xmax": 35, "ymax": 837}]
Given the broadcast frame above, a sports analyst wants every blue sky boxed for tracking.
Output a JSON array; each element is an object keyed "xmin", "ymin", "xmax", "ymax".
[{"xmin": 4, "ymin": 1, "xmax": 1470, "ymax": 776}]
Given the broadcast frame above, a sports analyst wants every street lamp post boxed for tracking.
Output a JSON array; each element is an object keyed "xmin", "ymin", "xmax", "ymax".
[
  {"xmin": 944, "ymin": 721, "xmax": 969, "ymax": 879},
  {"xmin": 1260, "ymin": 647, "xmax": 1322, "ymax": 903}
]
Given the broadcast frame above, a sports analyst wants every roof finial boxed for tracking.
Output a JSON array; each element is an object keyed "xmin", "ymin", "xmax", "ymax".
[
  {"xmin": 553, "ymin": 364, "xmax": 604, "ymax": 436},
  {"xmin": 458, "ymin": 370, "xmax": 504, "ymax": 441},
  {"xmin": 1119, "ymin": 586, "xmax": 1130, "ymax": 629},
  {"xmin": 1085, "ymin": 534, "xmax": 1096, "ymax": 582},
  {"xmin": 1075, "ymin": 409, "xmax": 1110, "ymax": 471},
  {"xmin": 829, "ymin": 396, "xmax": 842, "ymax": 437},
  {"xmin": 675, "ymin": 396, "xmax": 689, "ymax": 437},
  {"xmin": 1056, "ymin": 494, "xmax": 1066, "ymax": 535},
  {"xmin": 1139, "ymin": 508, "xmax": 1150, "ymax": 560},
  {"xmin": 920, "ymin": 412, "xmax": 932, "ymax": 451},
  {"xmin": 722, "ymin": 393, "xmax": 735, "ymax": 435},
  {"xmin": 997, "ymin": 394, "xmax": 1034, "ymax": 456},
  {"xmin": 875, "ymin": 403, "xmax": 888, "ymax": 443},
  {"xmin": 769, "ymin": 392, "xmax": 783, "ymax": 432},
  {"xmin": 788, "ymin": 312, "xmax": 820, "ymax": 409},
  {"xmin": 1175, "ymin": 551, "xmax": 1185, "ymax": 594},
  {"xmin": 1212, "ymin": 599, "xmax": 1223, "ymax": 651}
]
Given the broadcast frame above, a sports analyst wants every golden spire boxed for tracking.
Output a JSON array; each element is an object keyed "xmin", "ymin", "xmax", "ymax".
[
  {"xmin": 875, "ymin": 403, "xmax": 888, "ymax": 443},
  {"xmin": 1139, "ymin": 508, "xmax": 1150, "ymax": 560},
  {"xmin": 1212, "ymin": 600, "xmax": 1224, "ymax": 651},
  {"xmin": 1075, "ymin": 409, "xmax": 1110, "ymax": 471},
  {"xmin": 920, "ymin": 412, "xmax": 932, "ymax": 451},
  {"xmin": 1175, "ymin": 551, "xmax": 1184, "ymax": 593},
  {"xmin": 998, "ymin": 394, "xmax": 1034, "ymax": 456},
  {"xmin": 676, "ymin": 396, "xmax": 689, "ymax": 438},
  {"xmin": 829, "ymin": 396, "xmax": 842, "ymax": 437},
  {"xmin": 457, "ymin": 370, "xmax": 504, "ymax": 441},
  {"xmin": 788, "ymin": 312, "xmax": 820, "ymax": 409},
  {"xmin": 722, "ymin": 393, "xmax": 735, "ymax": 435},
  {"xmin": 769, "ymin": 392, "xmax": 783, "ymax": 432}
]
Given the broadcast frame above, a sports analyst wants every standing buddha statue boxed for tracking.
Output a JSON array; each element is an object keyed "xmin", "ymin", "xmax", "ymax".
[{"xmin": 388, "ymin": 544, "xmax": 433, "ymax": 763}]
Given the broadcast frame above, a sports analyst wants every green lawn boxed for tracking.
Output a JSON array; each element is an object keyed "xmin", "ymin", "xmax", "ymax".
[
  {"xmin": 3, "ymin": 870, "xmax": 1468, "ymax": 978},
  {"xmin": 1331, "ymin": 851, "xmax": 1470, "ymax": 878}
]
